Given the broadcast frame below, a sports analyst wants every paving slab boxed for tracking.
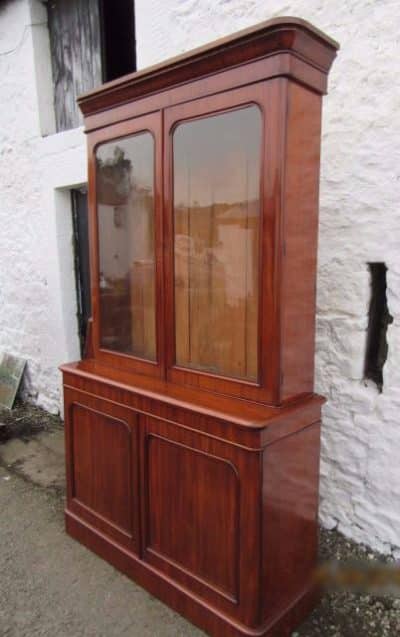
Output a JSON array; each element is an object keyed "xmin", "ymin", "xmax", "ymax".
[
  {"xmin": 0, "ymin": 462, "xmax": 204, "ymax": 637},
  {"xmin": 0, "ymin": 429, "xmax": 65, "ymax": 490}
]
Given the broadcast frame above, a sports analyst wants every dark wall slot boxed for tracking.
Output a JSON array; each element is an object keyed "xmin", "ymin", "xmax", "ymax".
[
  {"xmin": 71, "ymin": 189, "xmax": 91, "ymax": 357},
  {"xmin": 99, "ymin": 0, "xmax": 136, "ymax": 81},
  {"xmin": 364, "ymin": 263, "xmax": 393, "ymax": 392}
]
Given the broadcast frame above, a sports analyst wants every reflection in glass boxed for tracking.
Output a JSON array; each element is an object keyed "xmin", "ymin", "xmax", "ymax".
[
  {"xmin": 173, "ymin": 106, "xmax": 262, "ymax": 381},
  {"xmin": 96, "ymin": 132, "xmax": 156, "ymax": 360}
]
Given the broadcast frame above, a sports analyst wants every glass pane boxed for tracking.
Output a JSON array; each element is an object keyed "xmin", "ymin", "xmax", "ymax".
[
  {"xmin": 96, "ymin": 132, "xmax": 156, "ymax": 360},
  {"xmin": 173, "ymin": 106, "xmax": 261, "ymax": 381}
]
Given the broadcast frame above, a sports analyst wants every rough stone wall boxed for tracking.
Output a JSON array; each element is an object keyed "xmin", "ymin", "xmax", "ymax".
[{"xmin": 0, "ymin": 0, "xmax": 399, "ymax": 554}]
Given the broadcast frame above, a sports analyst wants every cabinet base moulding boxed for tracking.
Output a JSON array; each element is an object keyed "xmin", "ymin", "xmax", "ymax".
[{"xmin": 65, "ymin": 509, "xmax": 319, "ymax": 637}]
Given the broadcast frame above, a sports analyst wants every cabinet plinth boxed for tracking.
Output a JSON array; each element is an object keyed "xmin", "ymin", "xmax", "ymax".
[{"xmin": 61, "ymin": 16, "xmax": 338, "ymax": 637}]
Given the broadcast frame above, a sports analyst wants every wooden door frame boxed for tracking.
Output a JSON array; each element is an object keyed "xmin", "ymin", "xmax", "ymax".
[
  {"xmin": 87, "ymin": 111, "xmax": 165, "ymax": 379},
  {"xmin": 163, "ymin": 81, "xmax": 284, "ymax": 404}
]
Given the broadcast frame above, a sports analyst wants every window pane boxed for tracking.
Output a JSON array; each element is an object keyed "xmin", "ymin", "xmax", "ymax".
[
  {"xmin": 173, "ymin": 106, "xmax": 261, "ymax": 381},
  {"xmin": 96, "ymin": 132, "xmax": 156, "ymax": 360}
]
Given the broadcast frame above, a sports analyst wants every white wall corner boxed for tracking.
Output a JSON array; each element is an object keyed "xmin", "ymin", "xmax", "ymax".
[
  {"xmin": 38, "ymin": 129, "xmax": 88, "ymax": 373},
  {"xmin": 28, "ymin": 0, "xmax": 56, "ymax": 136}
]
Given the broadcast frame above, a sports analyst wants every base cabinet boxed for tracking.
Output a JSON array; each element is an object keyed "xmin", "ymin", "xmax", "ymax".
[{"xmin": 63, "ymin": 378, "xmax": 321, "ymax": 637}]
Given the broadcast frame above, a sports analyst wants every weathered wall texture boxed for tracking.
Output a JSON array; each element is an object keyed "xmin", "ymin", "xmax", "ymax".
[
  {"xmin": 0, "ymin": 0, "xmax": 86, "ymax": 412},
  {"xmin": 0, "ymin": 0, "xmax": 399, "ymax": 554},
  {"xmin": 0, "ymin": 0, "xmax": 58, "ymax": 411}
]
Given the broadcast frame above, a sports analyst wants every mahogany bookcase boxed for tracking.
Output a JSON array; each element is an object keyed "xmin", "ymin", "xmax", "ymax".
[{"xmin": 60, "ymin": 17, "xmax": 338, "ymax": 637}]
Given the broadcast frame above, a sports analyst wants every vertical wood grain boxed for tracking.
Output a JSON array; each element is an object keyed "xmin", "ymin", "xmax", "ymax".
[
  {"xmin": 280, "ymin": 83, "xmax": 323, "ymax": 401},
  {"xmin": 261, "ymin": 423, "xmax": 321, "ymax": 623},
  {"xmin": 48, "ymin": 0, "xmax": 102, "ymax": 131}
]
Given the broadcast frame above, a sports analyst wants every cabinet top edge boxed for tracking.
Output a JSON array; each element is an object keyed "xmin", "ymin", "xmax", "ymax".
[
  {"xmin": 78, "ymin": 16, "xmax": 339, "ymax": 117},
  {"xmin": 60, "ymin": 361, "xmax": 325, "ymax": 430}
]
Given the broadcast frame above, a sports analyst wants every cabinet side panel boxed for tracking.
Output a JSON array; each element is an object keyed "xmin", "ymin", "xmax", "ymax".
[
  {"xmin": 261, "ymin": 422, "xmax": 321, "ymax": 622},
  {"xmin": 281, "ymin": 83, "xmax": 323, "ymax": 401}
]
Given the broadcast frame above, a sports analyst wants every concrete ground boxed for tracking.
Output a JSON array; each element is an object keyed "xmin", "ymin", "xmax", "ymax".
[
  {"xmin": 0, "ymin": 410, "xmax": 203, "ymax": 637},
  {"xmin": 1, "ymin": 402, "xmax": 400, "ymax": 637}
]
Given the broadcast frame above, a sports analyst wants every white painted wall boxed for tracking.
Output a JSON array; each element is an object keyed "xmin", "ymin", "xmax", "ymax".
[
  {"xmin": 0, "ymin": 0, "xmax": 399, "ymax": 555},
  {"xmin": 0, "ymin": 0, "xmax": 86, "ymax": 413}
]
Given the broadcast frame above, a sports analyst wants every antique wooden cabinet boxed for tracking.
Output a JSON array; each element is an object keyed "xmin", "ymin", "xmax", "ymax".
[{"xmin": 60, "ymin": 17, "xmax": 338, "ymax": 637}]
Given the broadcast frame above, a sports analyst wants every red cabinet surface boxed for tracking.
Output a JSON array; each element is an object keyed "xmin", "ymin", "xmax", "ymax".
[{"xmin": 61, "ymin": 16, "xmax": 338, "ymax": 637}]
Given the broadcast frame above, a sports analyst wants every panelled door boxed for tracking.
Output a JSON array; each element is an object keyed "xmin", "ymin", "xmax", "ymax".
[
  {"xmin": 64, "ymin": 387, "xmax": 140, "ymax": 553},
  {"xmin": 140, "ymin": 413, "xmax": 262, "ymax": 624}
]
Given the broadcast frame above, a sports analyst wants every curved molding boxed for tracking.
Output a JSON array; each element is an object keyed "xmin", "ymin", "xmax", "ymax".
[{"xmin": 78, "ymin": 17, "xmax": 339, "ymax": 116}]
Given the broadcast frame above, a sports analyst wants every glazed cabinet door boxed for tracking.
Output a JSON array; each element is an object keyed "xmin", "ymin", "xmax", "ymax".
[
  {"xmin": 88, "ymin": 112, "xmax": 165, "ymax": 378},
  {"xmin": 64, "ymin": 387, "xmax": 140, "ymax": 554},
  {"xmin": 163, "ymin": 81, "xmax": 282, "ymax": 403},
  {"xmin": 140, "ymin": 414, "xmax": 262, "ymax": 625}
]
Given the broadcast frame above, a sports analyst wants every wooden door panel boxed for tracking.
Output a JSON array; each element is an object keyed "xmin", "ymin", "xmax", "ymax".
[
  {"xmin": 64, "ymin": 388, "xmax": 140, "ymax": 553},
  {"xmin": 140, "ymin": 415, "xmax": 262, "ymax": 622},
  {"xmin": 146, "ymin": 434, "xmax": 239, "ymax": 599},
  {"xmin": 71, "ymin": 404, "xmax": 132, "ymax": 532}
]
